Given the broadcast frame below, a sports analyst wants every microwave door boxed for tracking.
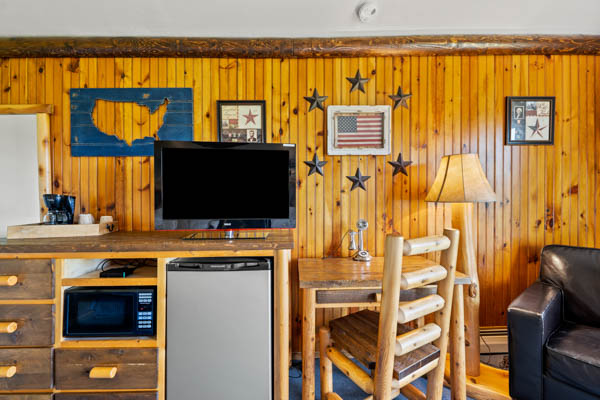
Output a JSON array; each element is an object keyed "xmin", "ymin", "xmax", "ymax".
[{"xmin": 65, "ymin": 292, "xmax": 136, "ymax": 337}]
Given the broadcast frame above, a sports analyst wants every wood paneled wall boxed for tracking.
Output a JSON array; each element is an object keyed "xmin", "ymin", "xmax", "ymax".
[{"xmin": 1, "ymin": 55, "xmax": 599, "ymax": 353}]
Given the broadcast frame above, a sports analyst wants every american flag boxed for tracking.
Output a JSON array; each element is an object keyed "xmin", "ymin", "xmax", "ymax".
[{"xmin": 335, "ymin": 113, "xmax": 384, "ymax": 148}]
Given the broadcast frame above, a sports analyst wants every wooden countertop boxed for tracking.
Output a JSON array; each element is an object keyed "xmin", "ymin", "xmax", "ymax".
[
  {"xmin": 298, "ymin": 256, "xmax": 471, "ymax": 289},
  {"xmin": 0, "ymin": 230, "xmax": 294, "ymax": 258}
]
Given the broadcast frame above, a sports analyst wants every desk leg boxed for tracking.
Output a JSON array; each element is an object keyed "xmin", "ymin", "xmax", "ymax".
[
  {"xmin": 450, "ymin": 285, "xmax": 467, "ymax": 400},
  {"xmin": 275, "ymin": 250, "xmax": 290, "ymax": 400},
  {"xmin": 302, "ymin": 288, "xmax": 316, "ymax": 400}
]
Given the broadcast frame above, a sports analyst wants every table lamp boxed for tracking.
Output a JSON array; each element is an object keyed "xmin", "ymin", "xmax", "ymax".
[{"xmin": 425, "ymin": 153, "xmax": 496, "ymax": 377}]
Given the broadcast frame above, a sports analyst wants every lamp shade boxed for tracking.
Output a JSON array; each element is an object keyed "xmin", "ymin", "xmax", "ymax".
[{"xmin": 425, "ymin": 153, "xmax": 496, "ymax": 203}]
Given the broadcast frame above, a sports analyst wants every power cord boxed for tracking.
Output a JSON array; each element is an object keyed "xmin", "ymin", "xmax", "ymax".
[
  {"xmin": 480, "ymin": 334, "xmax": 493, "ymax": 364},
  {"xmin": 322, "ymin": 230, "xmax": 352, "ymax": 259},
  {"xmin": 96, "ymin": 259, "xmax": 156, "ymax": 273}
]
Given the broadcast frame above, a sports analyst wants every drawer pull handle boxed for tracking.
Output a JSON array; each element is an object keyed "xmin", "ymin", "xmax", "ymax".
[
  {"xmin": 0, "ymin": 322, "xmax": 17, "ymax": 334},
  {"xmin": 89, "ymin": 366, "xmax": 118, "ymax": 379},
  {"xmin": 0, "ymin": 366, "xmax": 16, "ymax": 378},
  {"xmin": 0, "ymin": 276, "xmax": 17, "ymax": 287}
]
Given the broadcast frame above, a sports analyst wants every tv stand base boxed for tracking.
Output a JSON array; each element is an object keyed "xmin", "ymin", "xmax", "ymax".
[{"xmin": 182, "ymin": 231, "xmax": 269, "ymax": 240}]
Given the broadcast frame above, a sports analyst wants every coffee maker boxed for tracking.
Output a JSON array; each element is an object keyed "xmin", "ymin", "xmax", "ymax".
[{"xmin": 43, "ymin": 194, "xmax": 76, "ymax": 225}]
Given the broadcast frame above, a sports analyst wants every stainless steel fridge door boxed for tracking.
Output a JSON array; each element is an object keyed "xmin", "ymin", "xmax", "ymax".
[{"xmin": 167, "ymin": 269, "xmax": 272, "ymax": 399}]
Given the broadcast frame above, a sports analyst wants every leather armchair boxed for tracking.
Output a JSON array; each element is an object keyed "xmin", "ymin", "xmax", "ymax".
[{"xmin": 508, "ymin": 245, "xmax": 600, "ymax": 400}]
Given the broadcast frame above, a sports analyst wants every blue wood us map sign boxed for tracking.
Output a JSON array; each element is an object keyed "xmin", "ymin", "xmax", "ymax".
[{"xmin": 70, "ymin": 88, "xmax": 193, "ymax": 156}]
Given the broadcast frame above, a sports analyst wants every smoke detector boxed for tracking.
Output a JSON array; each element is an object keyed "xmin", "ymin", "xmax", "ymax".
[{"xmin": 357, "ymin": 2, "xmax": 378, "ymax": 23}]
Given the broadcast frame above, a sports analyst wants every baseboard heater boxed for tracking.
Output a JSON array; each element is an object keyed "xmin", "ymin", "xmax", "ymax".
[{"xmin": 480, "ymin": 326, "xmax": 508, "ymax": 354}]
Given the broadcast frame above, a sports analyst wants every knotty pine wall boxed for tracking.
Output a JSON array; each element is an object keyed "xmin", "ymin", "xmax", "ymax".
[{"xmin": 1, "ymin": 55, "xmax": 599, "ymax": 353}]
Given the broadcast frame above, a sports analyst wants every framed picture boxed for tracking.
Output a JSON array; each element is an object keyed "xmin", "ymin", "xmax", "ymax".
[
  {"xmin": 217, "ymin": 100, "xmax": 266, "ymax": 143},
  {"xmin": 506, "ymin": 96, "xmax": 555, "ymax": 145},
  {"xmin": 327, "ymin": 105, "xmax": 391, "ymax": 155}
]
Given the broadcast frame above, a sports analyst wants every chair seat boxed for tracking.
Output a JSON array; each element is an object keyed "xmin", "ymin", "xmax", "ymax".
[
  {"xmin": 329, "ymin": 309, "xmax": 440, "ymax": 381},
  {"xmin": 545, "ymin": 323, "xmax": 600, "ymax": 397}
]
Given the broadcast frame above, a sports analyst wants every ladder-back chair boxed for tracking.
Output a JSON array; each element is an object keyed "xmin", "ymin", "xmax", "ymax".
[{"xmin": 319, "ymin": 228, "xmax": 459, "ymax": 400}]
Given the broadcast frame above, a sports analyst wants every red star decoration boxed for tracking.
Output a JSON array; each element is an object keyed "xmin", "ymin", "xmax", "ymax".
[
  {"xmin": 528, "ymin": 118, "xmax": 547, "ymax": 138},
  {"xmin": 243, "ymin": 109, "xmax": 258, "ymax": 125}
]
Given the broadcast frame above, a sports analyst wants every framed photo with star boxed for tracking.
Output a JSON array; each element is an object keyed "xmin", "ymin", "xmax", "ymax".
[
  {"xmin": 327, "ymin": 105, "xmax": 391, "ymax": 155},
  {"xmin": 217, "ymin": 100, "xmax": 266, "ymax": 143},
  {"xmin": 506, "ymin": 96, "xmax": 555, "ymax": 145}
]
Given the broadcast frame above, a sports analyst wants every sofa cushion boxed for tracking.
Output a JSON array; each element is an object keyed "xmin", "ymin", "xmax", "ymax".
[{"xmin": 545, "ymin": 323, "xmax": 600, "ymax": 397}]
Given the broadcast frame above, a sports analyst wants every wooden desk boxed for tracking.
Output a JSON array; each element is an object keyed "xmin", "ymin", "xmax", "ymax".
[
  {"xmin": 299, "ymin": 256, "xmax": 471, "ymax": 400},
  {"xmin": 0, "ymin": 231, "xmax": 293, "ymax": 400}
]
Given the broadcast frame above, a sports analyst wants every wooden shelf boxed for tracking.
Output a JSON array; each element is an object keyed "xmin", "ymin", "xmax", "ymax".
[
  {"xmin": 58, "ymin": 337, "xmax": 158, "ymax": 348},
  {"xmin": 61, "ymin": 266, "xmax": 157, "ymax": 287}
]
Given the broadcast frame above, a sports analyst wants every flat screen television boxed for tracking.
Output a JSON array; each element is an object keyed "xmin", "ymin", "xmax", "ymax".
[{"xmin": 154, "ymin": 141, "xmax": 296, "ymax": 231}]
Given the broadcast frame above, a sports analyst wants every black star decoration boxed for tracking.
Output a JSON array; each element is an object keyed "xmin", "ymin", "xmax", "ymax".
[
  {"xmin": 304, "ymin": 153, "xmax": 328, "ymax": 176},
  {"xmin": 528, "ymin": 118, "xmax": 547, "ymax": 138},
  {"xmin": 346, "ymin": 168, "xmax": 371, "ymax": 191},
  {"xmin": 388, "ymin": 153, "xmax": 413, "ymax": 176},
  {"xmin": 389, "ymin": 86, "xmax": 412, "ymax": 110},
  {"xmin": 346, "ymin": 70, "xmax": 370, "ymax": 93},
  {"xmin": 304, "ymin": 88, "xmax": 328, "ymax": 112}
]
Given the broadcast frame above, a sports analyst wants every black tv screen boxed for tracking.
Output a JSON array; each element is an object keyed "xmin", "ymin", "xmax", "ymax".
[{"xmin": 154, "ymin": 141, "xmax": 296, "ymax": 230}]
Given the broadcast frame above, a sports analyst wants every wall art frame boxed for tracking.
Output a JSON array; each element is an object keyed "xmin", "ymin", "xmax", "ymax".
[
  {"xmin": 327, "ymin": 105, "xmax": 391, "ymax": 155},
  {"xmin": 505, "ymin": 96, "xmax": 555, "ymax": 145},
  {"xmin": 217, "ymin": 100, "xmax": 266, "ymax": 143}
]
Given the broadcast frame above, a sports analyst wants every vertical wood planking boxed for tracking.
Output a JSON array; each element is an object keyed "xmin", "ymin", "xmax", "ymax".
[
  {"xmin": 0, "ymin": 54, "xmax": 599, "ymax": 349},
  {"xmin": 122, "ymin": 58, "xmax": 133, "ymax": 231},
  {"xmin": 114, "ymin": 57, "xmax": 125, "ymax": 225}
]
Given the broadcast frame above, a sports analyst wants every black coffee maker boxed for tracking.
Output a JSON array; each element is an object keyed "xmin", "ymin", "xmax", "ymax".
[{"xmin": 43, "ymin": 194, "xmax": 76, "ymax": 225}]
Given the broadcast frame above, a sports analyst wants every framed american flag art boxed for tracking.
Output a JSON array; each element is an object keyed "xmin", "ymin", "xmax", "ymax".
[{"xmin": 326, "ymin": 105, "xmax": 391, "ymax": 155}]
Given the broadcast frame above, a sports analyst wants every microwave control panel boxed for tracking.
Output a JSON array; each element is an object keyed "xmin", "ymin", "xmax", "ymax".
[{"xmin": 137, "ymin": 291, "xmax": 155, "ymax": 334}]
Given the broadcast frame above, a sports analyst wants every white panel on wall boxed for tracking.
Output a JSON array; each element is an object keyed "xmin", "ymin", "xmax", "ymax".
[
  {"xmin": 0, "ymin": 115, "xmax": 39, "ymax": 238},
  {"xmin": 0, "ymin": 0, "xmax": 599, "ymax": 37}
]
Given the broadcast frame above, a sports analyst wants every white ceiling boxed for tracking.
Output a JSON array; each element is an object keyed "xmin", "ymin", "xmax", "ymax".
[{"xmin": 0, "ymin": 0, "xmax": 599, "ymax": 37}]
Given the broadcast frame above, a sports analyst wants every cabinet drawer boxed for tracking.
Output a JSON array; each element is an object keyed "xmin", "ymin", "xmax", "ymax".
[
  {"xmin": 0, "ymin": 259, "xmax": 53, "ymax": 300},
  {"xmin": 0, "ymin": 304, "xmax": 54, "ymax": 347},
  {"xmin": 0, "ymin": 348, "xmax": 53, "ymax": 390},
  {"xmin": 0, "ymin": 396, "xmax": 52, "ymax": 400},
  {"xmin": 54, "ymin": 348, "xmax": 158, "ymax": 390},
  {"xmin": 55, "ymin": 393, "xmax": 157, "ymax": 400}
]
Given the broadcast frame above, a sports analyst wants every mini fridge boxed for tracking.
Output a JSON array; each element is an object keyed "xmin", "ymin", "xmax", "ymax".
[{"xmin": 166, "ymin": 257, "xmax": 272, "ymax": 399}]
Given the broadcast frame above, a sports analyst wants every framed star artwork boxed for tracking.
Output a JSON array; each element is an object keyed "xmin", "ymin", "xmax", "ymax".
[
  {"xmin": 327, "ymin": 105, "xmax": 391, "ymax": 156},
  {"xmin": 506, "ymin": 96, "xmax": 555, "ymax": 145},
  {"xmin": 217, "ymin": 100, "xmax": 266, "ymax": 143}
]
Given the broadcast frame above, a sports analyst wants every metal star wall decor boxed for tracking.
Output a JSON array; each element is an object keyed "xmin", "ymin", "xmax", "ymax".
[
  {"xmin": 346, "ymin": 168, "xmax": 371, "ymax": 191},
  {"xmin": 304, "ymin": 153, "xmax": 328, "ymax": 176},
  {"xmin": 528, "ymin": 118, "xmax": 547, "ymax": 138},
  {"xmin": 304, "ymin": 88, "xmax": 328, "ymax": 112},
  {"xmin": 346, "ymin": 70, "xmax": 370, "ymax": 93},
  {"xmin": 388, "ymin": 152, "xmax": 413, "ymax": 176},
  {"xmin": 389, "ymin": 86, "xmax": 412, "ymax": 110}
]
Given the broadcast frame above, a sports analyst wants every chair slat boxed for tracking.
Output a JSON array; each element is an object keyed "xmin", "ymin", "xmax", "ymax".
[
  {"xmin": 391, "ymin": 358, "xmax": 439, "ymax": 390},
  {"xmin": 326, "ymin": 346, "xmax": 374, "ymax": 394},
  {"xmin": 397, "ymin": 294, "xmax": 445, "ymax": 323},
  {"xmin": 401, "ymin": 265, "xmax": 447, "ymax": 290},
  {"xmin": 403, "ymin": 235, "xmax": 450, "ymax": 256},
  {"xmin": 395, "ymin": 323, "xmax": 441, "ymax": 356}
]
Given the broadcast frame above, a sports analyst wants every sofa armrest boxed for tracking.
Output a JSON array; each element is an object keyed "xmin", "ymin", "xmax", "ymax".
[{"xmin": 508, "ymin": 281, "xmax": 562, "ymax": 400}]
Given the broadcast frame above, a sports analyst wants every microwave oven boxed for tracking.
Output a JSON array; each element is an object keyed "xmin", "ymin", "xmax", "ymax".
[{"xmin": 63, "ymin": 286, "xmax": 156, "ymax": 337}]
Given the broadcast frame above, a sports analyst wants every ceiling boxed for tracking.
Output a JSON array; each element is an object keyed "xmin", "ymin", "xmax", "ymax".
[{"xmin": 1, "ymin": 0, "xmax": 599, "ymax": 37}]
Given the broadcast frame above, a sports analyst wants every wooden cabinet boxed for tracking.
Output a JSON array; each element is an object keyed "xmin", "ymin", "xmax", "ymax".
[
  {"xmin": 54, "ymin": 348, "xmax": 158, "ymax": 390},
  {"xmin": 0, "ymin": 260, "xmax": 54, "ymax": 397},
  {"xmin": 0, "ymin": 260, "xmax": 53, "ymax": 300},
  {"xmin": 0, "ymin": 348, "xmax": 52, "ymax": 390},
  {"xmin": 0, "ymin": 305, "xmax": 54, "ymax": 347},
  {"xmin": 0, "ymin": 232, "xmax": 293, "ymax": 400}
]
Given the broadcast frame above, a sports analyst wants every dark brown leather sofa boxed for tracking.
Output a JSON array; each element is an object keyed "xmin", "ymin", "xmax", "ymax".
[{"xmin": 508, "ymin": 245, "xmax": 600, "ymax": 400}]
